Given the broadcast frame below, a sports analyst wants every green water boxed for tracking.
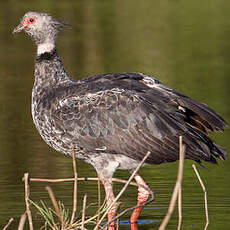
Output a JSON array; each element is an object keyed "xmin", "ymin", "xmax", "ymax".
[{"xmin": 0, "ymin": 0, "xmax": 229, "ymax": 229}]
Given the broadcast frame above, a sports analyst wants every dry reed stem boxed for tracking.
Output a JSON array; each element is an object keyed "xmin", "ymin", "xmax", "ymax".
[
  {"xmin": 177, "ymin": 184, "xmax": 182, "ymax": 230},
  {"xmin": 18, "ymin": 212, "xmax": 27, "ymax": 230},
  {"xmin": 192, "ymin": 164, "xmax": 209, "ymax": 230},
  {"xmin": 97, "ymin": 175, "xmax": 101, "ymax": 224},
  {"xmin": 30, "ymin": 177, "xmax": 139, "ymax": 187},
  {"xmin": 25, "ymin": 168, "xmax": 142, "ymax": 229},
  {"xmin": 46, "ymin": 186, "xmax": 64, "ymax": 228},
  {"xmin": 70, "ymin": 146, "xmax": 78, "ymax": 224},
  {"xmin": 159, "ymin": 136, "xmax": 185, "ymax": 230},
  {"xmin": 24, "ymin": 173, "xmax": 33, "ymax": 230},
  {"xmin": 81, "ymin": 194, "xmax": 87, "ymax": 230},
  {"xmin": 95, "ymin": 151, "xmax": 151, "ymax": 230},
  {"xmin": 2, "ymin": 218, "xmax": 14, "ymax": 230}
]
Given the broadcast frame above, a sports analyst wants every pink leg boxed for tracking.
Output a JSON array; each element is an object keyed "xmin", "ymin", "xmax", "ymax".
[
  {"xmin": 102, "ymin": 179, "xmax": 119, "ymax": 230},
  {"xmin": 130, "ymin": 173, "xmax": 150, "ymax": 225}
]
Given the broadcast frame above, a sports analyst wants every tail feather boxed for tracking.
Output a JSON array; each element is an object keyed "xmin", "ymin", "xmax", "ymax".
[
  {"xmin": 212, "ymin": 143, "xmax": 227, "ymax": 161},
  {"xmin": 178, "ymin": 97, "xmax": 227, "ymax": 132}
]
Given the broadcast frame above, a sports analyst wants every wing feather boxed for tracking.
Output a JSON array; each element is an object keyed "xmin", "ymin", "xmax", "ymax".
[{"xmin": 48, "ymin": 72, "xmax": 226, "ymax": 164}]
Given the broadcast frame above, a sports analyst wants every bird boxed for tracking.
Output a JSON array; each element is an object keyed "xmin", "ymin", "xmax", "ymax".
[{"xmin": 13, "ymin": 12, "xmax": 227, "ymax": 229}]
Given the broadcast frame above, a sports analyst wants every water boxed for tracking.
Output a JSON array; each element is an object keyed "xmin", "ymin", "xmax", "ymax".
[{"xmin": 0, "ymin": 0, "xmax": 230, "ymax": 229}]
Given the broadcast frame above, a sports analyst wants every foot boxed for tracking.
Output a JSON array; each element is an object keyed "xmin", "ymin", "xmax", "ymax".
[
  {"xmin": 102, "ymin": 179, "xmax": 119, "ymax": 230},
  {"xmin": 130, "ymin": 173, "xmax": 150, "ymax": 224}
]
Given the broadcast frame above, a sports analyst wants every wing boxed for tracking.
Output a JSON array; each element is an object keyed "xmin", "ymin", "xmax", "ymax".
[{"xmin": 50, "ymin": 72, "xmax": 227, "ymax": 164}]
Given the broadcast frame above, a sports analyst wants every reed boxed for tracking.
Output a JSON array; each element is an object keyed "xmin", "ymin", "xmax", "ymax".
[
  {"xmin": 159, "ymin": 137, "xmax": 210, "ymax": 230},
  {"xmin": 18, "ymin": 213, "xmax": 27, "ymax": 230},
  {"xmin": 14, "ymin": 136, "xmax": 210, "ymax": 230},
  {"xmin": 23, "ymin": 173, "xmax": 34, "ymax": 230},
  {"xmin": 18, "ymin": 149, "xmax": 152, "ymax": 229},
  {"xmin": 2, "ymin": 218, "xmax": 14, "ymax": 230},
  {"xmin": 70, "ymin": 146, "xmax": 78, "ymax": 225},
  {"xmin": 159, "ymin": 136, "xmax": 185, "ymax": 230},
  {"xmin": 192, "ymin": 164, "xmax": 209, "ymax": 230}
]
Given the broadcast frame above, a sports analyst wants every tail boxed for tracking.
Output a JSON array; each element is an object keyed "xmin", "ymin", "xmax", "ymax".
[{"xmin": 184, "ymin": 128, "xmax": 227, "ymax": 166}]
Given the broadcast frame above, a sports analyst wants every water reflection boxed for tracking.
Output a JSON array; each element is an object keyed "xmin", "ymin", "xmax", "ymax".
[{"xmin": 0, "ymin": 0, "xmax": 230, "ymax": 229}]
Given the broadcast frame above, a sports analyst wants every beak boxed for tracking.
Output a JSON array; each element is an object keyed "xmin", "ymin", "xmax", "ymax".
[{"xmin": 13, "ymin": 23, "xmax": 25, "ymax": 34}]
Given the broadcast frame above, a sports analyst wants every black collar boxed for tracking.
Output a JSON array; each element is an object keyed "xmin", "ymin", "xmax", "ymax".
[{"xmin": 36, "ymin": 49, "xmax": 57, "ymax": 62}]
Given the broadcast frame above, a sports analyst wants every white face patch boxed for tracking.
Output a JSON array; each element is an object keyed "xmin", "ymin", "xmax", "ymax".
[{"xmin": 37, "ymin": 43, "xmax": 55, "ymax": 55}]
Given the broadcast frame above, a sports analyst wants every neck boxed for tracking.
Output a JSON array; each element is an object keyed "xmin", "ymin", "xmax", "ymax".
[
  {"xmin": 34, "ymin": 49, "xmax": 72, "ymax": 90},
  {"xmin": 37, "ymin": 42, "xmax": 55, "ymax": 55}
]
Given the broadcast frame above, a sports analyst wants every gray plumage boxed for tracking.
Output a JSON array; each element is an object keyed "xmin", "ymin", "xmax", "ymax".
[{"xmin": 13, "ymin": 12, "xmax": 227, "ymax": 180}]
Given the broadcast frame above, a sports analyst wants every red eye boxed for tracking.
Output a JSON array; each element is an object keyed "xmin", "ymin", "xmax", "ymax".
[
  {"xmin": 26, "ymin": 17, "xmax": 36, "ymax": 25},
  {"xmin": 22, "ymin": 17, "xmax": 36, "ymax": 28}
]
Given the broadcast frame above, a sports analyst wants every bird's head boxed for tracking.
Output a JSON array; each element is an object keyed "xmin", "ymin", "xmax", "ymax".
[{"xmin": 13, "ymin": 12, "xmax": 68, "ymax": 47}]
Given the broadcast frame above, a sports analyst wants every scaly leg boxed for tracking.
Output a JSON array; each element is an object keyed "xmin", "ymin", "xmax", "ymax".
[
  {"xmin": 130, "ymin": 173, "xmax": 150, "ymax": 224},
  {"xmin": 102, "ymin": 179, "xmax": 119, "ymax": 230}
]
